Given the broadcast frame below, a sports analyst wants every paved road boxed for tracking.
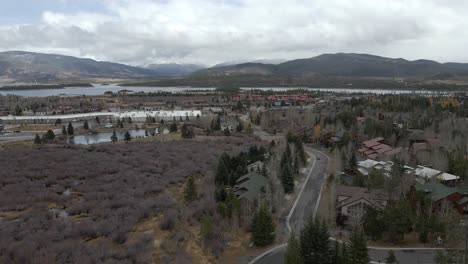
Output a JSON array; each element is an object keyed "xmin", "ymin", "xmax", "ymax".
[
  {"xmin": 249, "ymin": 145, "xmax": 441, "ymax": 264},
  {"xmin": 251, "ymin": 147, "xmax": 328, "ymax": 264},
  {"xmin": 288, "ymin": 148, "xmax": 328, "ymax": 233}
]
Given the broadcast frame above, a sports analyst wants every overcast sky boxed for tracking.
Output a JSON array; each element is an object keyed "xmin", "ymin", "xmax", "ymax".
[{"xmin": 1, "ymin": 0, "xmax": 468, "ymax": 66}]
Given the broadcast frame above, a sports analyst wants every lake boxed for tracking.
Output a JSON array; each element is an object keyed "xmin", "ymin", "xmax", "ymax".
[
  {"xmin": 0, "ymin": 84, "xmax": 458, "ymax": 97},
  {"xmin": 0, "ymin": 84, "xmax": 216, "ymax": 97}
]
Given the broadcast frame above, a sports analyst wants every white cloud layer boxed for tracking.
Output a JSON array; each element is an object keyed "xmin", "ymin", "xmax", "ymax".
[{"xmin": 1, "ymin": 0, "xmax": 468, "ymax": 65}]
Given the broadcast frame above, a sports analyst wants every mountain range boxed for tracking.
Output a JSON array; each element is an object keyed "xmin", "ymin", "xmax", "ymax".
[
  {"xmin": 200, "ymin": 53, "xmax": 468, "ymax": 78},
  {"xmin": 2, "ymin": 51, "xmax": 468, "ymax": 83}
]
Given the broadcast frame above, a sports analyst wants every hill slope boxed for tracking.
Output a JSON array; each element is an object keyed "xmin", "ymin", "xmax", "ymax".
[
  {"xmin": 144, "ymin": 63, "xmax": 205, "ymax": 76},
  {"xmin": 0, "ymin": 51, "xmax": 158, "ymax": 82},
  {"xmin": 197, "ymin": 53, "xmax": 468, "ymax": 78}
]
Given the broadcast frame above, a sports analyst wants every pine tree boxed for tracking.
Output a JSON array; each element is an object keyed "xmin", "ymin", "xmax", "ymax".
[
  {"xmin": 169, "ymin": 123, "xmax": 178, "ymax": 132},
  {"xmin": 331, "ymin": 240, "xmax": 343, "ymax": 264},
  {"xmin": 83, "ymin": 120, "xmax": 89, "ymax": 130},
  {"xmin": 181, "ymin": 124, "xmax": 194, "ymax": 138},
  {"xmin": 67, "ymin": 122, "xmax": 74, "ymax": 135},
  {"xmin": 110, "ymin": 131, "xmax": 118, "ymax": 142},
  {"xmin": 281, "ymin": 143, "xmax": 294, "ymax": 194},
  {"xmin": 348, "ymin": 228, "xmax": 369, "ymax": 264},
  {"xmin": 124, "ymin": 131, "xmax": 131, "ymax": 142},
  {"xmin": 34, "ymin": 134, "xmax": 42, "ymax": 144},
  {"xmin": 341, "ymin": 240, "xmax": 348, "ymax": 264},
  {"xmin": 300, "ymin": 218, "xmax": 331, "ymax": 264},
  {"xmin": 251, "ymin": 204, "xmax": 275, "ymax": 247},
  {"xmin": 285, "ymin": 231, "xmax": 302, "ymax": 264},
  {"xmin": 42, "ymin": 129, "xmax": 55, "ymax": 142},
  {"xmin": 385, "ymin": 250, "xmax": 398, "ymax": 264},
  {"xmin": 184, "ymin": 176, "xmax": 197, "ymax": 202},
  {"xmin": 281, "ymin": 161, "xmax": 294, "ymax": 194},
  {"xmin": 62, "ymin": 125, "xmax": 67, "ymax": 135}
]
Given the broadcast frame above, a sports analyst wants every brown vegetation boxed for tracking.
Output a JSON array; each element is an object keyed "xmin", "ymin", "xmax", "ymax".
[{"xmin": 0, "ymin": 137, "xmax": 259, "ymax": 263}]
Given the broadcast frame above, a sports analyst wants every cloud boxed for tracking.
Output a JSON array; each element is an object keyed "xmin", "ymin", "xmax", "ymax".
[{"xmin": 0, "ymin": 0, "xmax": 468, "ymax": 65}]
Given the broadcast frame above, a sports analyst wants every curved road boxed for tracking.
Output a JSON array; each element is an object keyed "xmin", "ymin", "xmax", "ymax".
[{"xmin": 249, "ymin": 145, "xmax": 440, "ymax": 264}]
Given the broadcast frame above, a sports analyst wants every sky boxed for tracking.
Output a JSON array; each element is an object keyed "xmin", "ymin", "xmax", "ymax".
[{"xmin": 1, "ymin": 0, "xmax": 468, "ymax": 66}]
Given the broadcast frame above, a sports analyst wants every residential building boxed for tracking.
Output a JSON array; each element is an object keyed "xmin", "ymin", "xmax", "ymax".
[
  {"xmin": 233, "ymin": 172, "xmax": 269, "ymax": 216},
  {"xmin": 414, "ymin": 165, "xmax": 460, "ymax": 185},
  {"xmin": 358, "ymin": 137, "xmax": 401, "ymax": 160},
  {"xmin": 336, "ymin": 185, "xmax": 390, "ymax": 226},
  {"xmin": 221, "ymin": 121, "xmax": 238, "ymax": 133},
  {"xmin": 410, "ymin": 183, "xmax": 468, "ymax": 215},
  {"xmin": 247, "ymin": 161, "xmax": 264, "ymax": 173},
  {"xmin": 357, "ymin": 159, "xmax": 459, "ymax": 185}
]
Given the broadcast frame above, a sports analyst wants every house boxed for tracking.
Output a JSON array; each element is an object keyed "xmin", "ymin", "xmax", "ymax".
[
  {"xmin": 247, "ymin": 161, "xmax": 264, "ymax": 173},
  {"xmin": 233, "ymin": 172, "xmax": 268, "ymax": 199},
  {"xmin": 410, "ymin": 183, "xmax": 468, "ymax": 215},
  {"xmin": 336, "ymin": 185, "xmax": 390, "ymax": 226},
  {"xmin": 295, "ymin": 126, "xmax": 315, "ymax": 142},
  {"xmin": 358, "ymin": 159, "xmax": 414, "ymax": 178},
  {"xmin": 358, "ymin": 137, "xmax": 401, "ymax": 160},
  {"xmin": 233, "ymin": 172, "xmax": 268, "ymax": 216},
  {"xmin": 221, "ymin": 121, "xmax": 238, "ymax": 133},
  {"xmin": 414, "ymin": 165, "xmax": 460, "ymax": 185}
]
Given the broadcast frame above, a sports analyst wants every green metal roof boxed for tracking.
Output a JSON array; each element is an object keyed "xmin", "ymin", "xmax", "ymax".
[{"xmin": 415, "ymin": 183, "xmax": 468, "ymax": 202}]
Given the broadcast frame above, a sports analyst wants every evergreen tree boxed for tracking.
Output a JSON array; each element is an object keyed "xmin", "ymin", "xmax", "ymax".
[
  {"xmin": 362, "ymin": 207, "xmax": 384, "ymax": 241},
  {"xmin": 300, "ymin": 217, "xmax": 331, "ymax": 264},
  {"xmin": 169, "ymin": 123, "xmax": 178, "ymax": 132},
  {"xmin": 62, "ymin": 125, "xmax": 67, "ymax": 135},
  {"xmin": 128, "ymin": 117, "xmax": 132, "ymax": 124},
  {"xmin": 341, "ymin": 241, "xmax": 349, "ymax": 264},
  {"xmin": 83, "ymin": 120, "xmax": 89, "ymax": 130},
  {"xmin": 184, "ymin": 175, "xmax": 197, "ymax": 202},
  {"xmin": 14, "ymin": 105, "xmax": 22, "ymax": 116},
  {"xmin": 285, "ymin": 231, "xmax": 302, "ymax": 264},
  {"xmin": 215, "ymin": 152, "xmax": 231, "ymax": 186},
  {"xmin": 42, "ymin": 129, "xmax": 55, "ymax": 142},
  {"xmin": 67, "ymin": 122, "xmax": 74, "ymax": 135},
  {"xmin": 224, "ymin": 128, "xmax": 231, "ymax": 136},
  {"xmin": 281, "ymin": 143, "xmax": 294, "ymax": 194},
  {"xmin": 110, "ymin": 131, "xmax": 118, "ymax": 142},
  {"xmin": 251, "ymin": 204, "xmax": 275, "ymax": 247},
  {"xmin": 54, "ymin": 118, "xmax": 62, "ymax": 125},
  {"xmin": 281, "ymin": 161, "xmax": 294, "ymax": 194},
  {"xmin": 95, "ymin": 116, "xmax": 100, "ymax": 124},
  {"xmin": 181, "ymin": 124, "xmax": 194, "ymax": 138},
  {"xmin": 331, "ymin": 240, "xmax": 343, "ymax": 264},
  {"xmin": 124, "ymin": 131, "xmax": 131, "ymax": 142},
  {"xmin": 236, "ymin": 121, "xmax": 243, "ymax": 132},
  {"xmin": 348, "ymin": 150, "xmax": 357, "ymax": 175},
  {"xmin": 34, "ymin": 134, "xmax": 42, "ymax": 144},
  {"xmin": 348, "ymin": 228, "xmax": 369, "ymax": 264},
  {"xmin": 385, "ymin": 250, "xmax": 398, "ymax": 264}
]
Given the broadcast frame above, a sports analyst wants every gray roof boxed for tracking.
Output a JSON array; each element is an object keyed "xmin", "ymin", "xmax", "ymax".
[
  {"xmin": 336, "ymin": 185, "xmax": 389, "ymax": 209},
  {"xmin": 233, "ymin": 172, "xmax": 268, "ymax": 201}
]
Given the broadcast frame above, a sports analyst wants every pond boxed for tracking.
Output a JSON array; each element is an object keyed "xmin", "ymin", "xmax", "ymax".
[{"xmin": 69, "ymin": 128, "xmax": 162, "ymax": 145}]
